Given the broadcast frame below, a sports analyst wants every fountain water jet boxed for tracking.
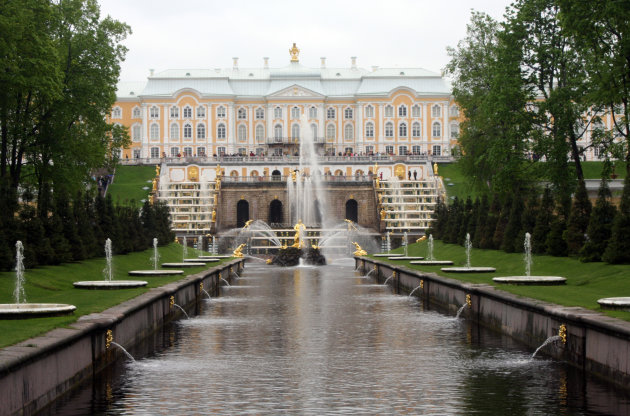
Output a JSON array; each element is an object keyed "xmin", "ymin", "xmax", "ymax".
[
  {"xmin": 408, "ymin": 285, "xmax": 422, "ymax": 297},
  {"xmin": 110, "ymin": 341, "xmax": 136, "ymax": 362},
  {"xmin": 128, "ymin": 238, "xmax": 185, "ymax": 276},
  {"xmin": 383, "ymin": 273, "xmax": 395, "ymax": 286},
  {"xmin": 172, "ymin": 303, "xmax": 190, "ymax": 319},
  {"xmin": 75, "ymin": 240, "xmax": 148, "ymax": 289},
  {"xmin": 441, "ymin": 233, "xmax": 496, "ymax": 273},
  {"xmin": 409, "ymin": 234, "xmax": 454, "ymax": 265}
]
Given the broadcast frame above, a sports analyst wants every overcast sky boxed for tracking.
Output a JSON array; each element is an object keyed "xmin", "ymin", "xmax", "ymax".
[{"xmin": 99, "ymin": 0, "xmax": 512, "ymax": 82}]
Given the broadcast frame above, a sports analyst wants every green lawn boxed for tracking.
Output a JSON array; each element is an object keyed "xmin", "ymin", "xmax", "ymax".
[
  {"xmin": 0, "ymin": 243, "xmax": 232, "ymax": 348},
  {"xmin": 107, "ymin": 165, "xmax": 157, "ymax": 207},
  {"xmin": 371, "ymin": 239, "xmax": 630, "ymax": 322}
]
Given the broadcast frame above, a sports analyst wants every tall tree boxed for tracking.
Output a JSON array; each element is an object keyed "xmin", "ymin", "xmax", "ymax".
[{"xmin": 581, "ymin": 162, "xmax": 617, "ymax": 262}]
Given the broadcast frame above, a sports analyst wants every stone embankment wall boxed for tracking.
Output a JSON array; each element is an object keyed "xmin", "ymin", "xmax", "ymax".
[
  {"xmin": 357, "ymin": 257, "xmax": 630, "ymax": 390},
  {"xmin": 0, "ymin": 259, "xmax": 244, "ymax": 416}
]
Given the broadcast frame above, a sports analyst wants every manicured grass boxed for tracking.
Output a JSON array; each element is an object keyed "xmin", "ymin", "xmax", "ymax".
[
  {"xmin": 0, "ymin": 243, "xmax": 232, "ymax": 348},
  {"xmin": 436, "ymin": 162, "xmax": 481, "ymax": 200},
  {"xmin": 107, "ymin": 165, "xmax": 157, "ymax": 207},
  {"xmin": 577, "ymin": 161, "xmax": 627, "ymax": 179},
  {"xmin": 371, "ymin": 240, "xmax": 630, "ymax": 322}
]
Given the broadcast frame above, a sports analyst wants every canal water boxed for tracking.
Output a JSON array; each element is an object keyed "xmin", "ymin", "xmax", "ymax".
[{"xmin": 45, "ymin": 261, "xmax": 630, "ymax": 415}]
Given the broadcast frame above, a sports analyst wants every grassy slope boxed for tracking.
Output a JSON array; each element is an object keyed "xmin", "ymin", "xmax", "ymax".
[
  {"xmin": 371, "ymin": 240, "xmax": 630, "ymax": 322},
  {"xmin": 0, "ymin": 244, "xmax": 231, "ymax": 348},
  {"xmin": 107, "ymin": 165, "xmax": 156, "ymax": 207}
]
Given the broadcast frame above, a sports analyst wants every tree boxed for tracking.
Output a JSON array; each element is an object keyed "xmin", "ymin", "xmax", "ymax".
[
  {"xmin": 479, "ymin": 194, "xmax": 501, "ymax": 249},
  {"xmin": 517, "ymin": 190, "xmax": 539, "ymax": 250},
  {"xmin": 602, "ymin": 174, "xmax": 630, "ymax": 264},
  {"xmin": 493, "ymin": 195, "xmax": 512, "ymax": 249},
  {"xmin": 472, "ymin": 194, "xmax": 489, "ymax": 248},
  {"xmin": 581, "ymin": 162, "xmax": 617, "ymax": 262},
  {"xmin": 564, "ymin": 179, "xmax": 592, "ymax": 256},
  {"xmin": 501, "ymin": 194, "xmax": 524, "ymax": 253}
]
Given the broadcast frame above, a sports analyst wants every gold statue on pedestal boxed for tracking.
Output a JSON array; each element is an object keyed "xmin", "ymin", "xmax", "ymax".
[
  {"xmin": 433, "ymin": 162, "xmax": 438, "ymax": 176},
  {"xmin": 352, "ymin": 242, "xmax": 367, "ymax": 256},
  {"xmin": 375, "ymin": 178, "xmax": 380, "ymax": 188},
  {"xmin": 215, "ymin": 164, "xmax": 222, "ymax": 178},
  {"xmin": 380, "ymin": 208, "xmax": 386, "ymax": 220},
  {"xmin": 211, "ymin": 209, "xmax": 216, "ymax": 223},
  {"xmin": 232, "ymin": 243, "xmax": 246, "ymax": 258},
  {"xmin": 152, "ymin": 178, "xmax": 157, "ymax": 191},
  {"xmin": 156, "ymin": 164, "xmax": 160, "ymax": 176},
  {"xmin": 289, "ymin": 43, "xmax": 300, "ymax": 62},
  {"xmin": 291, "ymin": 170, "xmax": 297, "ymax": 182},
  {"xmin": 291, "ymin": 220, "xmax": 305, "ymax": 249}
]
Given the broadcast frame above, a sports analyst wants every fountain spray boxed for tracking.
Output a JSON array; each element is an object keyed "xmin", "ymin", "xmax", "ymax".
[
  {"xmin": 103, "ymin": 239, "xmax": 113, "ymax": 281},
  {"xmin": 13, "ymin": 241, "xmax": 26, "ymax": 304}
]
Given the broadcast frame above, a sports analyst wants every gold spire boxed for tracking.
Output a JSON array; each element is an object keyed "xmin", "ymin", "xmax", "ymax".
[{"xmin": 289, "ymin": 43, "xmax": 300, "ymax": 62}]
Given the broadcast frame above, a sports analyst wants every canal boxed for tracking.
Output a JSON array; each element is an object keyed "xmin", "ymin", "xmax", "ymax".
[{"xmin": 44, "ymin": 261, "xmax": 630, "ymax": 415}]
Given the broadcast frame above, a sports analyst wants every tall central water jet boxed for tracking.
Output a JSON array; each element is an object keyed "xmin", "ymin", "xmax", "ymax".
[
  {"xmin": 14, "ymin": 241, "xmax": 26, "ymax": 304},
  {"xmin": 524, "ymin": 232, "xmax": 532, "ymax": 277},
  {"xmin": 103, "ymin": 238, "xmax": 113, "ymax": 281}
]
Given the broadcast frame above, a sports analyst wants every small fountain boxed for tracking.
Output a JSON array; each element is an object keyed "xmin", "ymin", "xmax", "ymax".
[
  {"xmin": 441, "ymin": 233, "xmax": 496, "ymax": 273},
  {"xmin": 408, "ymin": 280, "xmax": 423, "ymax": 297},
  {"xmin": 74, "ymin": 239, "xmax": 149, "ymax": 289},
  {"xmin": 383, "ymin": 272, "xmax": 396, "ymax": 286},
  {"xmin": 410, "ymin": 234, "xmax": 454, "ymax": 265},
  {"xmin": 455, "ymin": 295, "xmax": 472, "ymax": 319},
  {"xmin": 532, "ymin": 324, "xmax": 567, "ymax": 358},
  {"xmin": 182, "ymin": 236, "xmax": 188, "ymax": 262},
  {"xmin": 493, "ymin": 233, "xmax": 566, "ymax": 285},
  {"xmin": 106, "ymin": 330, "xmax": 135, "ymax": 361},
  {"xmin": 128, "ymin": 238, "xmax": 185, "ymax": 276},
  {"xmin": 200, "ymin": 282, "xmax": 211, "ymax": 300},
  {"xmin": 388, "ymin": 232, "xmax": 423, "ymax": 260},
  {"xmin": 161, "ymin": 237, "xmax": 206, "ymax": 268},
  {"xmin": 0, "ymin": 241, "xmax": 77, "ymax": 318}
]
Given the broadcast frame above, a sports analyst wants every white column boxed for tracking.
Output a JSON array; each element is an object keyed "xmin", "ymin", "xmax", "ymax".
[
  {"xmin": 356, "ymin": 103, "xmax": 363, "ymax": 149},
  {"xmin": 142, "ymin": 103, "xmax": 148, "ymax": 157},
  {"xmin": 266, "ymin": 104, "xmax": 272, "ymax": 139},
  {"xmin": 228, "ymin": 103, "xmax": 235, "ymax": 154},
  {"xmin": 283, "ymin": 104, "xmax": 289, "ymax": 143},
  {"xmin": 379, "ymin": 104, "xmax": 384, "ymax": 153},
  {"xmin": 163, "ymin": 104, "xmax": 169, "ymax": 142},
  {"xmin": 442, "ymin": 101, "xmax": 448, "ymax": 154},
  {"xmin": 248, "ymin": 105, "xmax": 253, "ymax": 148}
]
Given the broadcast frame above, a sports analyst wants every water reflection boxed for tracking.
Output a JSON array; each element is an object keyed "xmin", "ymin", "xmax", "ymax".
[{"xmin": 45, "ymin": 263, "xmax": 630, "ymax": 415}]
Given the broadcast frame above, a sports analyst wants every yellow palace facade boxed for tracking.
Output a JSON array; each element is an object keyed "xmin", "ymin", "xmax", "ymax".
[{"xmin": 112, "ymin": 47, "xmax": 461, "ymax": 161}]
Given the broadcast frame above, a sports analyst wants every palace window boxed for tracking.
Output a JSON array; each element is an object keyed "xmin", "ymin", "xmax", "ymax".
[
  {"xmin": 183, "ymin": 106, "xmax": 192, "ymax": 119},
  {"xmin": 412, "ymin": 122, "xmax": 421, "ymax": 138},
  {"xmin": 196, "ymin": 106, "xmax": 206, "ymax": 118},
  {"xmin": 432, "ymin": 145, "xmax": 441, "ymax": 156},
  {"xmin": 431, "ymin": 104, "xmax": 441, "ymax": 118},
  {"xmin": 183, "ymin": 147, "xmax": 192, "ymax": 157},
  {"xmin": 170, "ymin": 106, "xmax": 179, "ymax": 119},
  {"xmin": 344, "ymin": 147, "xmax": 354, "ymax": 155},
  {"xmin": 132, "ymin": 124, "xmax": 141, "ymax": 142},
  {"xmin": 255, "ymin": 124, "xmax": 265, "ymax": 141},
  {"xmin": 197, "ymin": 123, "xmax": 206, "ymax": 139},
  {"xmin": 291, "ymin": 123, "xmax": 300, "ymax": 139},
  {"xmin": 309, "ymin": 106, "xmax": 317, "ymax": 119},
  {"xmin": 238, "ymin": 125, "xmax": 247, "ymax": 141},
  {"xmin": 274, "ymin": 107, "xmax": 282, "ymax": 119},
  {"xmin": 133, "ymin": 149, "xmax": 141, "ymax": 158},
  {"xmin": 385, "ymin": 122, "xmax": 394, "ymax": 138},
  {"xmin": 255, "ymin": 107, "xmax": 265, "ymax": 119},
  {"xmin": 170, "ymin": 123, "xmax": 179, "ymax": 140},
  {"xmin": 412, "ymin": 145, "xmax": 421, "ymax": 155},
  {"xmin": 150, "ymin": 147, "xmax": 159, "ymax": 158},
  {"xmin": 450, "ymin": 105, "xmax": 459, "ymax": 117},
  {"xmin": 183, "ymin": 122, "xmax": 192, "ymax": 139},
  {"xmin": 274, "ymin": 124, "xmax": 283, "ymax": 139},
  {"xmin": 237, "ymin": 148, "xmax": 246, "ymax": 156},
  {"xmin": 365, "ymin": 145, "xmax": 374, "ymax": 154},
  {"xmin": 150, "ymin": 106, "xmax": 159, "ymax": 119},
  {"xmin": 170, "ymin": 147, "xmax": 179, "ymax": 157},
  {"xmin": 365, "ymin": 105, "xmax": 374, "ymax": 118},
  {"xmin": 217, "ymin": 106, "xmax": 226, "ymax": 118},
  {"xmin": 398, "ymin": 105, "xmax": 407, "ymax": 117},
  {"xmin": 150, "ymin": 123, "xmax": 159, "ymax": 140},
  {"xmin": 399, "ymin": 145, "xmax": 408, "ymax": 155},
  {"xmin": 385, "ymin": 145, "xmax": 394, "ymax": 155},
  {"xmin": 217, "ymin": 146, "xmax": 226, "ymax": 156},
  {"xmin": 311, "ymin": 124, "xmax": 317, "ymax": 139},
  {"xmin": 291, "ymin": 106, "xmax": 300, "ymax": 119},
  {"xmin": 344, "ymin": 107, "xmax": 353, "ymax": 120},
  {"xmin": 238, "ymin": 108, "xmax": 247, "ymax": 120},
  {"xmin": 217, "ymin": 123, "xmax": 226, "ymax": 139},
  {"xmin": 326, "ymin": 124, "xmax": 335, "ymax": 140},
  {"xmin": 327, "ymin": 107, "xmax": 336, "ymax": 119},
  {"xmin": 344, "ymin": 124, "xmax": 353, "ymax": 140},
  {"xmin": 432, "ymin": 121, "xmax": 441, "ymax": 138},
  {"xmin": 255, "ymin": 147, "xmax": 264, "ymax": 155},
  {"xmin": 111, "ymin": 106, "xmax": 122, "ymax": 119},
  {"xmin": 132, "ymin": 107, "xmax": 141, "ymax": 118},
  {"xmin": 412, "ymin": 104, "xmax": 421, "ymax": 118},
  {"xmin": 450, "ymin": 122, "xmax": 459, "ymax": 139},
  {"xmin": 399, "ymin": 122, "xmax": 407, "ymax": 137},
  {"xmin": 384, "ymin": 105, "xmax": 394, "ymax": 118},
  {"xmin": 365, "ymin": 122, "xmax": 374, "ymax": 138},
  {"xmin": 197, "ymin": 146, "xmax": 206, "ymax": 157}
]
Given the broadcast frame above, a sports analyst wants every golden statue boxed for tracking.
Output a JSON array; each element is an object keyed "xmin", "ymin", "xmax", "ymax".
[
  {"xmin": 344, "ymin": 218, "xmax": 357, "ymax": 232},
  {"xmin": 289, "ymin": 42, "xmax": 300, "ymax": 62},
  {"xmin": 375, "ymin": 178, "xmax": 380, "ymax": 188},
  {"xmin": 155, "ymin": 164, "xmax": 160, "ymax": 176},
  {"xmin": 378, "ymin": 194, "xmax": 382, "ymax": 203},
  {"xmin": 215, "ymin": 164, "xmax": 222, "ymax": 178},
  {"xmin": 152, "ymin": 178, "xmax": 157, "ymax": 191},
  {"xmin": 433, "ymin": 162, "xmax": 438, "ymax": 176},
  {"xmin": 211, "ymin": 209, "xmax": 216, "ymax": 223},
  {"xmin": 291, "ymin": 220, "xmax": 305, "ymax": 249},
  {"xmin": 243, "ymin": 219, "xmax": 253, "ymax": 229},
  {"xmin": 232, "ymin": 243, "xmax": 246, "ymax": 258},
  {"xmin": 266, "ymin": 258, "xmax": 272, "ymax": 264},
  {"xmin": 291, "ymin": 170, "xmax": 297, "ymax": 182},
  {"xmin": 215, "ymin": 177, "xmax": 221, "ymax": 190},
  {"xmin": 352, "ymin": 242, "xmax": 367, "ymax": 256},
  {"xmin": 380, "ymin": 208, "xmax": 386, "ymax": 220},
  {"xmin": 416, "ymin": 235, "xmax": 427, "ymax": 243},
  {"xmin": 373, "ymin": 163, "xmax": 378, "ymax": 175}
]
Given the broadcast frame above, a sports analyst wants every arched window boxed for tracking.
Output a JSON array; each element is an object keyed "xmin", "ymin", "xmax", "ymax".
[
  {"xmin": 196, "ymin": 106, "xmax": 205, "ymax": 118},
  {"xmin": 132, "ymin": 124, "xmax": 141, "ymax": 142},
  {"xmin": 150, "ymin": 106, "xmax": 159, "ymax": 119},
  {"xmin": 238, "ymin": 125, "xmax": 247, "ymax": 141},
  {"xmin": 197, "ymin": 123, "xmax": 206, "ymax": 139},
  {"xmin": 111, "ymin": 106, "xmax": 122, "ymax": 119},
  {"xmin": 450, "ymin": 105, "xmax": 459, "ymax": 117},
  {"xmin": 291, "ymin": 106, "xmax": 300, "ymax": 119},
  {"xmin": 274, "ymin": 107, "xmax": 282, "ymax": 119},
  {"xmin": 344, "ymin": 124, "xmax": 353, "ymax": 140},
  {"xmin": 309, "ymin": 106, "xmax": 317, "ymax": 119},
  {"xmin": 217, "ymin": 123, "xmax": 226, "ymax": 139},
  {"xmin": 344, "ymin": 107, "xmax": 353, "ymax": 119},
  {"xmin": 132, "ymin": 107, "xmax": 141, "ymax": 118},
  {"xmin": 327, "ymin": 107, "xmax": 336, "ymax": 119},
  {"xmin": 365, "ymin": 105, "xmax": 374, "ymax": 118},
  {"xmin": 150, "ymin": 123, "xmax": 159, "ymax": 140},
  {"xmin": 385, "ymin": 105, "xmax": 394, "ymax": 117},
  {"xmin": 365, "ymin": 122, "xmax": 374, "ymax": 138},
  {"xmin": 431, "ymin": 104, "xmax": 441, "ymax": 118},
  {"xmin": 217, "ymin": 106, "xmax": 226, "ymax": 118},
  {"xmin": 326, "ymin": 124, "xmax": 335, "ymax": 140},
  {"xmin": 412, "ymin": 122, "xmax": 421, "ymax": 138},
  {"xmin": 170, "ymin": 123, "xmax": 179, "ymax": 140},
  {"xmin": 310, "ymin": 124, "xmax": 317, "ymax": 139},
  {"xmin": 450, "ymin": 122, "xmax": 459, "ymax": 139},
  {"xmin": 274, "ymin": 124, "xmax": 283, "ymax": 139},
  {"xmin": 237, "ymin": 108, "xmax": 247, "ymax": 119},
  {"xmin": 255, "ymin": 124, "xmax": 265, "ymax": 141},
  {"xmin": 170, "ymin": 147, "xmax": 179, "ymax": 157},
  {"xmin": 291, "ymin": 123, "xmax": 300, "ymax": 139},
  {"xmin": 432, "ymin": 122, "xmax": 441, "ymax": 138},
  {"xmin": 150, "ymin": 147, "xmax": 159, "ymax": 158},
  {"xmin": 345, "ymin": 199, "xmax": 358, "ymax": 223},
  {"xmin": 385, "ymin": 122, "xmax": 394, "ymax": 138},
  {"xmin": 170, "ymin": 106, "xmax": 179, "ymax": 118},
  {"xmin": 398, "ymin": 105, "xmax": 407, "ymax": 117},
  {"xmin": 412, "ymin": 104, "xmax": 421, "ymax": 118},
  {"xmin": 399, "ymin": 122, "xmax": 407, "ymax": 137},
  {"xmin": 269, "ymin": 200, "xmax": 283, "ymax": 224},
  {"xmin": 183, "ymin": 106, "xmax": 192, "ymax": 118},
  {"xmin": 255, "ymin": 107, "xmax": 264, "ymax": 119},
  {"xmin": 183, "ymin": 123, "xmax": 192, "ymax": 139}
]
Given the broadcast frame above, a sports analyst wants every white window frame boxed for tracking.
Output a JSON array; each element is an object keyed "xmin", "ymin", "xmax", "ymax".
[
  {"xmin": 398, "ymin": 105, "xmax": 407, "ymax": 117},
  {"xmin": 309, "ymin": 106, "xmax": 317, "ymax": 119},
  {"xmin": 274, "ymin": 124, "xmax": 283, "ymax": 139},
  {"xmin": 365, "ymin": 105, "xmax": 374, "ymax": 118},
  {"xmin": 183, "ymin": 105, "xmax": 192, "ymax": 118},
  {"xmin": 384, "ymin": 105, "xmax": 394, "ymax": 118},
  {"xmin": 132, "ymin": 106, "xmax": 141, "ymax": 118},
  {"xmin": 344, "ymin": 123, "xmax": 353, "ymax": 140},
  {"xmin": 291, "ymin": 123, "xmax": 300, "ymax": 139},
  {"xmin": 196, "ymin": 106, "xmax": 206, "ymax": 119},
  {"xmin": 432, "ymin": 121, "xmax": 441, "ymax": 138},
  {"xmin": 291, "ymin": 106, "xmax": 300, "ymax": 119},
  {"xmin": 432, "ymin": 145, "xmax": 441, "ymax": 156},
  {"xmin": 399, "ymin": 145, "xmax": 408, "ymax": 155},
  {"xmin": 255, "ymin": 107, "xmax": 265, "ymax": 120},
  {"xmin": 150, "ymin": 123, "xmax": 159, "ymax": 140},
  {"xmin": 111, "ymin": 106, "xmax": 122, "ymax": 119},
  {"xmin": 217, "ymin": 106, "xmax": 226, "ymax": 118},
  {"xmin": 183, "ymin": 122, "xmax": 192, "ymax": 139},
  {"xmin": 450, "ymin": 122, "xmax": 459, "ymax": 139},
  {"xmin": 170, "ymin": 106, "xmax": 179, "ymax": 119},
  {"xmin": 170, "ymin": 123, "xmax": 179, "ymax": 140},
  {"xmin": 399, "ymin": 122, "xmax": 407, "ymax": 138},
  {"xmin": 132, "ymin": 124, "xmax": 141, "ymax": 142},
  {"xmin": 365, "ymin": 122, "xmax": 374, "ymax": 138},
  {"xmin": 149, "ymin": 106, "xmax": 159, "ymax": 119},
  {"xmin": 238, "ymin": 124, "xmax": 247, "ymax": 141},
  {"xmin": 274, "ymin": 107, "xmax": 282, "ymax": 119},
  {"xmin": 385, "ymin": 145, "xmax": 394, "ymax": 155},
  {"xmin": 255, "ymin": 124, "xmax": 265, "ymax": 141},
  {"xmin": 412, "ymin": 104, "xmax": 421, "ymax": 118},
  {"xmin": 344, "ymin": 107, "xmax": 353, "ymax": 120},
  {"xmin": 327, "ymin": 107, "xmax": 336, "ymax": 119},
  {"xmin": 431, "ymin": 104, "xmax": 441, "ymax": 118},
  {"xmin": 237, "ymin": 108, "xmax": 247, "ymax": 120},
  {"xmin": 170, "ymin": 147, "xmax": 179, "ymax": 157},
  {"xmin": 326, "ymin": 123, "xmax": 335, "ymax": 140},
  {"xmin": 412, "ymin": 122, "xmax": 421, "ymax": 138},
  {"xmin": 197, "ymin": 123, "xmax": 206, "ymax": 139},
  {"xmin": 150, "ymin": 147, "xmax": 160, "ymax": 158},
  {"xmin": 385, "ymin": 122, "xmax": 394, "ymax": 138},
  {"xmin": 217, "ymin": 123, "xmax": 226, "ymax": 139}
]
